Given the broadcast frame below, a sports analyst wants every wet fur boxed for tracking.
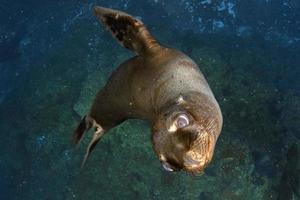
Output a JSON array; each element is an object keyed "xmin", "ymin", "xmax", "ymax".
[{"xmin": 73, "ymin": 6, "xmax": 223, "ymax": 172}]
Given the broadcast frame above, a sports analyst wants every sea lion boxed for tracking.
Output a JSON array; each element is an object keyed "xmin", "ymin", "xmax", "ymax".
[{"xmin": 73, "ymin": 6, "xmax": 223, "ymax": 174}]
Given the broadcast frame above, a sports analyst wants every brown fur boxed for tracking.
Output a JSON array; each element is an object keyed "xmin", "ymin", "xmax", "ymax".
[{"xmin": 73, "ymin": 6, "xmax": 223, "ymax": 173}]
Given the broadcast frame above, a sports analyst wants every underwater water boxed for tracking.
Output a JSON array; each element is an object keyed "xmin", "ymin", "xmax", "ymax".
[{"xmin": 0, "ymin": 0, "xmax": 300, "ymax": 199}]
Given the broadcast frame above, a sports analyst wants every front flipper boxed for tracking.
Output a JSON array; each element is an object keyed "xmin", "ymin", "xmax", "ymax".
[
  {"xmin": 81, "ymin": 120, "xmax": 104, "ymax": 168},
  {"xmin": 93, "ymin": 6, "xmax": 160, "ymax": 55},
  {"xmin": 73, "ymin": 115, "xmax": 93, "ymax": 145}
]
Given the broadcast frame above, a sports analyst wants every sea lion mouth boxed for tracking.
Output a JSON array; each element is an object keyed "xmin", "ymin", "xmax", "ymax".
[
  {"xmin": 183, "ymin": 155, "xmax": 201, "ymax": 167},
  {"xmin": 183, "ymin": 158, "xmax": 207, "ymax": 173}
]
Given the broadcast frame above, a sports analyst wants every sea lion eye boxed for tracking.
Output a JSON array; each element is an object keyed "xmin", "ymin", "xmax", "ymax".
[{"xmin": 176, "ymin": 114, "xmax": 189, "ymax": 128}]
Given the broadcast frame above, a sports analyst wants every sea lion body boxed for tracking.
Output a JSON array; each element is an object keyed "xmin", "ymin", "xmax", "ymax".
[
  {"xmin": 91, "ymin": 48, "xmax": 219, "ymax": 124},
  {"xmin": 73, "ymin": 6, "xmax": 222, "ymax": 173}
]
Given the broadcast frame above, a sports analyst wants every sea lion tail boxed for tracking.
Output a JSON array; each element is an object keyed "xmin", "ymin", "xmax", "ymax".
[{"xmin": 93, "ymin": 6, "xmax": 160, "ymax": 55}]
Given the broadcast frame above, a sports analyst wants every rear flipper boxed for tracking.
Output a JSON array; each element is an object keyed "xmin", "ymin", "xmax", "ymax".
[{"xmin": 73, "ymin": 115, "xmax": 105, "ymax": 167}]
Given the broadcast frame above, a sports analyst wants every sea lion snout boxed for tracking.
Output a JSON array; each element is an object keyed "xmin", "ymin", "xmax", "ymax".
[
  {"xmin": 155, "ymin": 131, "xmax": 216, "ymax": 173},
  {"xmin": 152, "ymin": 103, "xmax": 219, "ymax": 174}
]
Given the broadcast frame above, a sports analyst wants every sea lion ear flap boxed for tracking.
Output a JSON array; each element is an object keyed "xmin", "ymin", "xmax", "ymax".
[
  {"xmin": 176, "ymin": 95, "xmax": 186, "ymax": 105},
  {"xmin": 93, "ymin": 6, "xmax": 159, "ymax": 55}
]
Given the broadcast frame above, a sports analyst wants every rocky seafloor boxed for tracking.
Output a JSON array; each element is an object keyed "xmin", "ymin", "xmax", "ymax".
[{"xmin": 1, "ymin": 1, "xmax": 300, "ymax": 200}]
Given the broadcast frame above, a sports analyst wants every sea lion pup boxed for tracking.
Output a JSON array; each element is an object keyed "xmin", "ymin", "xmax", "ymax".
[{"xmin": 73, "ymin": 6, "xmax": 223, "ymax": 173}]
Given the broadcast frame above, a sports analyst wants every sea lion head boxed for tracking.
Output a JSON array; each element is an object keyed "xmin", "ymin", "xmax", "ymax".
[{"xmin": 151, "ymin": 94, "xmax": 221, "ymax": 174}]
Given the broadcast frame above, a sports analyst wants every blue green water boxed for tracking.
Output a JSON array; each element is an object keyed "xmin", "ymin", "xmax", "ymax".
[{"xmin": 0, "ymin": 0, "xmax": 299, "ymax": 199}]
